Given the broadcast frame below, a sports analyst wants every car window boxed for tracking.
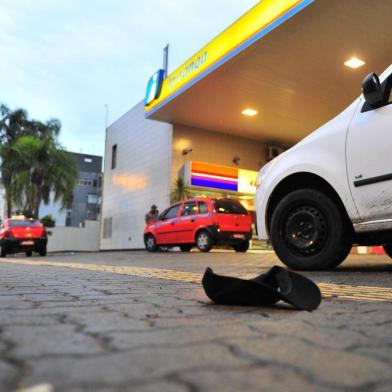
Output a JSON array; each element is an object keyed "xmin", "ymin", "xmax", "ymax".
[
  {"xmin": 163, "ymin": 205, "xmax": 181, "ymax": 220},
  {"xmin": 214, "ymin": 200, "xmax": 248, "ymax": 215},
  {"xmin": 182, "ymin": 202, "xmax": 198, "ymax": 216},
  {"xmin": 198, "ymin": 202, "xmax": 209, "ymax": 214},
  {"xmin": 8, "ymin": 220, "xmax": 41, "ymax": 227}
]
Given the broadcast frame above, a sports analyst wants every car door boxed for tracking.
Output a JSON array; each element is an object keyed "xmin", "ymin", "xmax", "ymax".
[
  {"xmin": 346, "ymin": 72, "xmax": 392, "ymax": 224},
  {"xmin": 154, "ymin": 204, "xmax": 181, "ymax": 244},
  {"xmin": 176, "ymin": 201, "xmax": 198, "ymax": 243}
]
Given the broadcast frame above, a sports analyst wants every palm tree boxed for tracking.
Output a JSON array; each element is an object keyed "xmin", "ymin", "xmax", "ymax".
[
  {"xmin": 12, "ymin": 135, "xmax": 79, "ymax": 218},
  {"xmin": 170, "ymin": 177, "xmax": 192, "ymax": 203},
  {"xmin": 1, "ymin": 104, "xmax": 79, "ymax": 218},
  {"xmin": 0, "ymin": 104, "xmax": 29, "ymax": 217}
]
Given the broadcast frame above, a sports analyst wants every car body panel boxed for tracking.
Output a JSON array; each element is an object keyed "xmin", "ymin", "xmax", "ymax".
[
  {"xmin": 144, "ymin": 198, "xmax": 252, "ymax": 248},
  {"xmin": 255, "ymin": 64, "xmax": 392, "ymax": 240},
  {"xmin": 0, "ymin": 218, "xmax": 48, "ymax": 254}
]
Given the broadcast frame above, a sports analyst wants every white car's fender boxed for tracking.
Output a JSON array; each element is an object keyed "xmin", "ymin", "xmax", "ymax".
[{"xmin": 256, "ymin": 99, "xmax": 362, "ymax": 240}]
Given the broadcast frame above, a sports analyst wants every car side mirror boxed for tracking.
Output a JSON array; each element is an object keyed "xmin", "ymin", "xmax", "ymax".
[
  {"xmin": 158, "ymin": 215, "xmax": 165, "ymax": 221},
  {"xmin": 362, "ymin": 73, "xmax": 384, "ymax": 107}
]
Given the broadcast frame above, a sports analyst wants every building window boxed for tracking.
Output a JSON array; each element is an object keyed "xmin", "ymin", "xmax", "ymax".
[
  {"xmin": 93, "ymin": 179, "xmax": 97, "ymax": 187},
  {"xmin": 87, "ymin": 194, "xmax": 98, "ymax": 204},
  {"xmin": 103, "ymin": 217, "xmax": 112, "ymax": 239},
  {"xmin": 78, "ymin": 179, "xmax": 93, "ymax": 186},
  {"xmin": 111, "ymin": 145, "xmax": 117, "ymax": 169}
]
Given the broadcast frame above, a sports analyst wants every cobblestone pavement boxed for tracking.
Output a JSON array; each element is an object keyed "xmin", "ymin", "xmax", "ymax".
[{"xmin": 1, "ymin": 250, "xmax": 392, "ymax": 392}]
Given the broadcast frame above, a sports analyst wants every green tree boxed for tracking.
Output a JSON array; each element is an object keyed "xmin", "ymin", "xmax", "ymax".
[
  {"xmin": 1, "ymin": 104, "xmax": 79, "ymax": 218},
  {"xmin": 12, "ymin": 135, "xmax": 79, "ymax": 218},
  {"xmin": 40, "ymin": 214, "xmax": 56, "ymax": 228},
  {"xmin": 0, "ymin": 104, "xmax": 30, "ymax": 217},
  {"xmin": 170, "ymin": 177, "xmax": 192, "ymax": 203}
]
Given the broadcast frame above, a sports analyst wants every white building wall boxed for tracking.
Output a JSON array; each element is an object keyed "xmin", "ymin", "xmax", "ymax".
[
  {"xmin": 100, "ymin": 101, "xmax": 173, "ymax": 250},
  {"xmin": 47, "ymin": 220, "xmax": 99, "ymax": 252},
  {"xmin": 171, "ymin": 125, "xmax": 266, "ymax": 181}
]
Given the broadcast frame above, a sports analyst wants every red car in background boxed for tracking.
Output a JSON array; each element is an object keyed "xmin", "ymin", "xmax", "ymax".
[
  {"xmin": 144, "ymin": 198, "xmax": 252, "ymax": 253},
  {"xmin": 0, "ymin": 217, "xmax": 48, "ymax": 257}
]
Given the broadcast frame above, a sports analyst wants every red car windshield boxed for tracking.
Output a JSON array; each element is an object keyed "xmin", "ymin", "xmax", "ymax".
[
  {"xmin": 214, "ymin": 200, "xmax": 248, "ymax": 215},
  {"xmin": 8, "ymin": 220, "xmax": 41, "ymax": 228}
]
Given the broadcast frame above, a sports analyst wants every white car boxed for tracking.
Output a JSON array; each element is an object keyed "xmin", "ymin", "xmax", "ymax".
[{"xmin": 255, "ymin": 64, "xmax": 392, "ymax": 270}]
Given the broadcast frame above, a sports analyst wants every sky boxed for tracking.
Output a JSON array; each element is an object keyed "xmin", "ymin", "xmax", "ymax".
[{"xmin": 0, "ymin": 0, "xmax": 259, "ymax": 156}]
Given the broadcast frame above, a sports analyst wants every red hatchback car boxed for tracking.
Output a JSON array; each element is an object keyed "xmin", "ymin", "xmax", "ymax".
[
  {"xmin": 0, "ymin": 217, "xmax": 48, "ymax": 257},
  {"xmin": 144, "ymin": 198, "xmax": 252, "ymax": 253}
]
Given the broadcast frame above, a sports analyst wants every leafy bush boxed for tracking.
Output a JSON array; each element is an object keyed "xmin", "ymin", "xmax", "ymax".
[{"xmin": 40, "ymin": 214, "xmax": 55, "ymax": 227}]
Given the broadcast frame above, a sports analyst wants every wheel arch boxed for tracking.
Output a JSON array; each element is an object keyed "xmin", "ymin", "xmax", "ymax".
[
  {"xmin": 194, "ymin": 226, "xmax": 217, "ymax": 243},
  {"xmin": 194, "ymin": 227, "xmax": 208, "ymax": 240},
  {"xmin": 266, "ymin": 172, "xmax": 353, "ymax": 236},
  {"xmin": 143, "ymin": 231, "xmax": 155, "ymax": 242}
]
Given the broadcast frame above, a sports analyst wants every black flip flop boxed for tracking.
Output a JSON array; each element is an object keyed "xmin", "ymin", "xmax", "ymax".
[
  {"xmin": 255, "ymin": 266, "xmax": 321, "ymax": 311},
  {"xmin": 202, "ymin": 267, "xmax": 279, "ymax": 306},
  {"xmin": 202, "ymin": 266, "xmax": 321, "ymax": 311}
]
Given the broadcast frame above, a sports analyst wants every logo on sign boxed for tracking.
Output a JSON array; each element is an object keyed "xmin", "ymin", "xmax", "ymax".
[{"xmin": 145, "ymin": 69, "xmax": 165, "ymax": 106}]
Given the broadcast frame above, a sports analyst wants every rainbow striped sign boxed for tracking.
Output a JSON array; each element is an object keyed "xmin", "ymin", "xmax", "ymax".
[{"xmin": 190, "ymin": 162, "xmax": 239, "ymax": 192}]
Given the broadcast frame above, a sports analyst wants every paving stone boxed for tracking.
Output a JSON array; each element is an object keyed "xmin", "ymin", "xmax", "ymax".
[
  {"xmin": 20, "ymin": 343, "xmax": 249, "ymax": 388},
  {"xmin": 3, "ymin": 324, "xmax": 104, "ymax": 357},
  {"xmin": 0, "ymin": 359, "xmax": 19, "ymax": 391},
  {"xmin": 221, "ymin": 335, "xmax": 391, "ymax": 389},
  {"xmin": 1, "ymin": 251, "xmax": 392, "ymax": 392},
  {"xmin": 179, "ymin": 367, "xmax": 336, "ymax": 392}
]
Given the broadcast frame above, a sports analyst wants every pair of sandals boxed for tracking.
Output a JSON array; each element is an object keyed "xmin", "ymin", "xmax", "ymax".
[{"xmin": 202, "ymin": 266, "xmax": 321, "ymax": 311}]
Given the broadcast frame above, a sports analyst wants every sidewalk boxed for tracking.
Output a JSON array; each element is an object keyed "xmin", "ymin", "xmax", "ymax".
[{"xmin": 1, "ymin": 252, "xmax": 392, "ymax": 391}]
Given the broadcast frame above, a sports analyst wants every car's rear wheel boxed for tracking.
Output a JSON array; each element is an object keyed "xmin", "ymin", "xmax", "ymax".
[
  {"xmin": 25, "ymin": 251, "xmax": 33, "ymax": 257},
  {"xmin": 232, "ymin": 240, "xmax": 249, "ymax": 253},
  {"xmin": 145, "ymin": 234, "xmax": 158, "ymax": 252},
  {"xmin": 196, "ymin": 230, "xmax": 213, "ymax": 253},
  {"xmin": 38, "ymin": 247, "xmax": 47, "ymax": 257},
  {"xmin": 270, "ymin": 189, "xmax": 352, "ymax": 271},
  {"xmin": 180, "ymin": 245, "xmax": 192, "ymax": 252},
  {"xmin": 383, "ymin": 244, "xmax": 392, "ymax": 258}
]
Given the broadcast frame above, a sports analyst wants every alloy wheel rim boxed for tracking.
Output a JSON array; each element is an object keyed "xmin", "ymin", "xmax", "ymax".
[
  {"xmin": 146, "ymin": 236, "xmax": 155, "ymax": 249},
  {"xmin": 198, "ymin": 233, "xmax": 208, "ymax": 249}
]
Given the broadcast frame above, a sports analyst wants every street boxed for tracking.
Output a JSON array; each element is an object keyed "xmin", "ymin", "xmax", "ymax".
[{"xmin": 1, "ymin": 250, "xmax": 392, "ymax": 392}]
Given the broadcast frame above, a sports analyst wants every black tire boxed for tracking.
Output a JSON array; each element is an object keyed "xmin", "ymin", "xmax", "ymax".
[
  {"xmin": 180, "ymin": 245, "xmax": 193, "ymax": 252},
  {"xmin": 383, "ymin": 244, "xmax": 392, "ymax": 258},
  {"xmin": 38, "ymin": 248, "xmax": 47, "ymax": 257},
  {"xmin": 232, "ymin": 240, "xmax": 249, "ymax": 253},
  {"xmin": 26, "ymin": 251, "xmax": 33, "ymax": 257},
  {"xmin": 196, "ymin": 230, "xmax": 213, "ymax": 253},
  {"xmin": 0, "ymin": 247, "xmax": 6, "ymax": 258},
  {"xmin": 145, "ymin": 234, "xmax": 158, "ymax": 252},
  {"xmin": 270, "ymin": 189, "xmax": 352, "ymax": 271}
]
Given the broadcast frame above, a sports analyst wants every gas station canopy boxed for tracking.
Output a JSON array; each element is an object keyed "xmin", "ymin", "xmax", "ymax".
[{"xmin": 145, "ymin": 0, "xmax": 391, "ymax": 146}]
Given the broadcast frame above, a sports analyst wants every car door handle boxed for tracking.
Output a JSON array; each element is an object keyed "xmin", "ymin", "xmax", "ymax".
[
  {"xmin": 190, "ymin": 219, "xmax": 195, "ymax": 223},
  {"xmin": 171, "ymin": 221, "xmax": 176, "ymax": 225}
]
